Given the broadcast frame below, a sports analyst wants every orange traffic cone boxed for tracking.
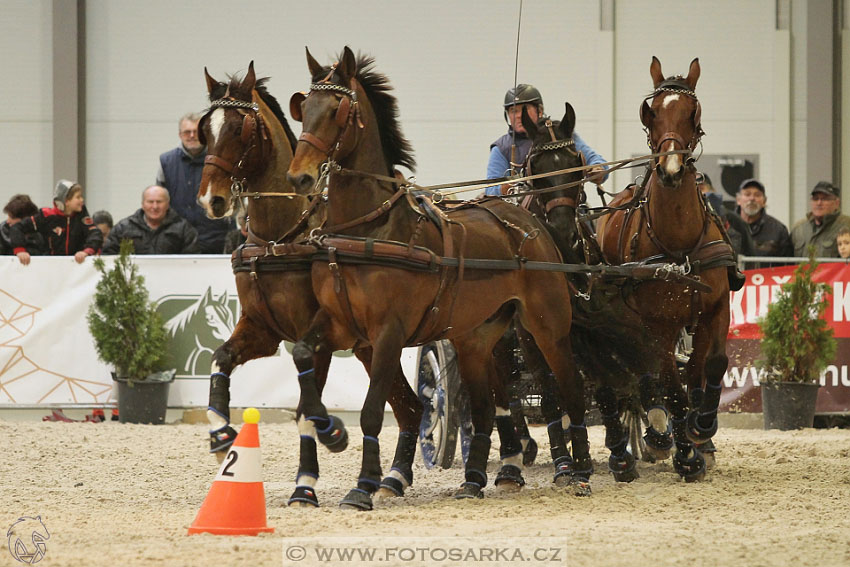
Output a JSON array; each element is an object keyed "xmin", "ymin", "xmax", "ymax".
[{"xmin": 187, "ymin": 408, "xmax": 274, "ymax": 535}]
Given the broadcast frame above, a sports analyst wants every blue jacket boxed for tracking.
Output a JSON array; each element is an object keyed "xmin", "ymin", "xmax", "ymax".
[
  {"xmin": 485, "ymin": 129, "xmax": 607, "ymax": 196},
  {"xmin": 157, "ymin": 146, "xmax": 233, "ymax": 254}
]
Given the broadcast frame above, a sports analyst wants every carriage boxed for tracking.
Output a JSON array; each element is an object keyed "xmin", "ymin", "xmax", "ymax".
[{"xmin": 198, "ymin": 50, "xmax": 733, "ymax": 509}]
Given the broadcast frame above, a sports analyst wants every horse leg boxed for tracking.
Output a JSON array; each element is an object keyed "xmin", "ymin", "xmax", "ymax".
[
  {"xmin": 339, "ymin": 329, "xmax": 406, "ymax": 511},
  {"xmin": 494, "ymin": 327, "xmax": 538, "ymax": 466},
  {"xmin": 207, "ymin": 315, "xmax": 281, "ymax": 455},
  {"xmin": 684, "ymin": 314, "xmax": 729, "ymax": 468},
  {"xmin": 657, "ymin": 348, "xmax": 706, "ymax": 482},
  {"xmin": 519, "ymin": 308, "xmax": 591, "ymax": 495},
  {"xmin": 348, "ymin": 347, "xmax": 422, "ymax": 500},
  {"xmin": 492, "ymin": 357, "xmax": 527, "ymax": 492},
  {"xmin": 595, "ymin": 385, "xmax": 638, "ymax": 482},
  {"xmin": 639, "ymin": 372, "xmax": 674, "ymax": 461},
  {"xmin": 287, "ymin": 315, "xmax": 348, "ymax": 508}
]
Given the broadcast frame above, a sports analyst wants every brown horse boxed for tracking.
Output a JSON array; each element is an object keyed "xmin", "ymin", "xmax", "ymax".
[
  {"xmin": 196, "ymin": 63, "xmax": 422, "ymax": 507},
  {"xmin": 596, "ymin": 57, "xmax": 733, "ymax": 480},
  {"xmin": 286, "ymin": 47, "xmax": 589, "ymax": 509}
]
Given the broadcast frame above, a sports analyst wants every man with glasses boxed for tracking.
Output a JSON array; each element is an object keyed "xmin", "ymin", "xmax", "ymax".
[
  {"xmin": 790, "ymin": 181, "xmax": 850, "ymax": 257},
  {"xmin": 156, "ymin": 112, "xmax": 232, "ymax": 254}
]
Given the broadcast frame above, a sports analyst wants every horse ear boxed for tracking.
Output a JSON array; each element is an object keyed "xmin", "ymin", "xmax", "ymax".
[
  {"xmin": 338, "ymin": 46, "xmax": 357, "ymax": 81},
  {"xmin": 241, "ymin": 61, "xmax": 256, "ymax": 91},
  {"xmin": 560, "ymin": 102, "xmax": 576, "ymax": 138},
  {"xmin": 640, "ymin": 100, "xmax": 654, "ymax": 128},
  {"xmin": 685, "ymin": 57, "xmax": 701, "ymax": 90},
  {"xmin": 306, "ymin": 47, "xmax": 323, "ymax": 78},
  {"xmin": 204, "ymin": 67, "xmax": 218, "ymax": 95},
  {"xmin": 520, "ymin": 106, "xmax": 537, "ymax": 138},
  {"xmin": 649, "ymin": 56, "xmax": 664, "ymax": 88}
]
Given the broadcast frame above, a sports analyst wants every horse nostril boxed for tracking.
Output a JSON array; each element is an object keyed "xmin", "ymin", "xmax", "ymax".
[{"xmin": 287, "ymin": 172, "xmax": 315, "ymax": 192}]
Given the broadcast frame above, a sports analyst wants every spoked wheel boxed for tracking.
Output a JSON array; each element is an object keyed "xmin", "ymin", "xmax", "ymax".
[
  {"xmin": 415, "ymin": 340, "xmax": 462, "ymax": 469},
  {"xmin": 623, "ymin": 404, "xmax": 651, "ymax": 463}
]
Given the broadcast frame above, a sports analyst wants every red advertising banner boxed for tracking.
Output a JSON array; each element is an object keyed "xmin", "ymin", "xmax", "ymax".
[{"xmin": 721, "ymin": 262, "xmax": 850, "ymax": 413}]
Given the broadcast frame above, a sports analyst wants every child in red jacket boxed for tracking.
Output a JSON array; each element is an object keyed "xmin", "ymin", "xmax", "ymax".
[{"xmin": 11, "ymin": 180, "xmax": 102, "ymax": 264}]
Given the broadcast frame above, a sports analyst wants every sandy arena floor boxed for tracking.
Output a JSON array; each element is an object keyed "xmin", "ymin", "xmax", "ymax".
[{"xmin": 2, "ymin": 419, "xmax": 849, "ymax": 567}]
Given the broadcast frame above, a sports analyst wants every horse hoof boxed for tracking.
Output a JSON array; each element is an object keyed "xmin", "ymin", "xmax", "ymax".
[
  {"xmin": 609, "ymin": 452, "xmax": 639, "ymax": 483},
  {"xmin": 339, "ymin": 488, "xmax": 373, "ymax": 511},
  {"xmin": 569, "ymin": 477, "xmax": 592, "ymax": 497},
  {"xmin": 673, "ymin": 448, "xmax": 706, "ymax": 482},
  {"xmin": 685, "ymin": 410, "xmax": 718, "ymax": 444},
  {"xmin": 288, "ymin": 486, "xmax": 319, "ymax": 508},
  {"xmin": 494, "ymin": 465, "xmax": 525, "ymax": 490},
  {"xmin": 373, "ymin": 487, "xmax": 400, "ymax": 501},
  {"xmin": 521, "ymin": 437, "xmax": 538, "ymax": 466},
  {"xmin": 317, "ymin": 415, "xmax": 349, "ymax": 453},
  {"xmin": 554, "ymin": 473, "xmax": 571, "ymax": 487},
  {"xmin": 642, "ymin": 446, "xmax": 670, "ymax": 461},
  {"xmin": 453, "ymin": 482, "xmax": 483, "ymax": 500},
  {"xmin": 696, "ymin": 439, "xmax": 717, "ymax": 469},
  {"xmin": 643, "ymin": 426, "xmax": 673, "ymax": 461},
  {"xmin": 209, "ymin": 424, "xmax": 238, "ymax": 454}
]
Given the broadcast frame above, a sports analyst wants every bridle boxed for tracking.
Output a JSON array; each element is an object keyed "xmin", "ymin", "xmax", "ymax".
[
  {"xmin": 524, "ymin": 118, "xmax": 584, "ymax": 215},
  {"xmin": 289, "ymin": 66, "xmax": 364, "ymax": 162},
  {"xmin": 641, "ymin": 78, "xmax": 704, "ymax": 167},
  {"xmin": 199, "ymin": 97, "xmax": 271, "ymax": 198}
]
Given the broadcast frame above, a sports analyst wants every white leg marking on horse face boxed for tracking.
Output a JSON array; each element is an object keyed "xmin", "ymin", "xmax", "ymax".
[
  {"xmin": 662, "ymin": 93, "xmax": 680, "ymax": 109},
  {"xmin": 664, "ymin": 140, "xmax": 682, "ymax": 176},
  {"xmin": 199, "ymin": 183, "xmax": 213, "ymax": 207},
  {"xmin": 208, "ymin": 108, "xmax": 225, "ymax": 146}
]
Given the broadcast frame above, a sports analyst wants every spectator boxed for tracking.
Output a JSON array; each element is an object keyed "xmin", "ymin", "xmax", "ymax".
[
  {"xmin": 837, "ymin": 226, "xmax": 850, "ymax": 259},
  {"xmin": 485, "ymin": 84, "xmax": 607, "ymax": 196},
  {"xmin": 735, "ymin": 179, "xmax": 793, "ymax": 257},
  {"xmin": 2, "ymin": 194, "xmax": 44, "ymax": 256},
  {"xmin": 223, "ymin": 208, "xmax": 248, "ymax": 254},
  {"xmin": 698, "ymin": 173, "xmax": 755, "ymax": 256},
  {"xmin": 92, "ymin": 210, "xmax": 114, "ymax": 243},
  {"xmin": 10, "ymin": 180, "xmax": 102, "ymax": 265},
  {"xmin": 156, "ymin": 111, "xmax": 233, "ymax": 254},
  {"xmin": 790, "ymin": 181, "xmax": 850, "ymax": 257},
  {"xmin": 103, "ymin": 185, "xmax": 200, "ymax": 255}
]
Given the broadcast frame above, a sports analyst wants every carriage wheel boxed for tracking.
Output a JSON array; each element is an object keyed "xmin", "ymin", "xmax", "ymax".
[{"xmin": 415, "ymin": 340, "xmax": 462, "ymax": 469}]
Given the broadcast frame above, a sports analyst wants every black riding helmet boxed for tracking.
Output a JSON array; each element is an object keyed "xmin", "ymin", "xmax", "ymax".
[{"xmin": 504, "ymin": 84, "xmax": 544, "ymax": 123}]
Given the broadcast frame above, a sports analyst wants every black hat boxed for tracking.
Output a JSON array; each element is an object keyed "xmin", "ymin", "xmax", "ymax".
[
  {"xmin": 811, "ymin": 181, "xmax": 840, "ymax": 198},
  {"xmin": 738, "ymin": 178, "xmax": 765, "ymax": 194},
  {"xmin": 504, "ymin": 84, "xmax": 543, "ymax": 108}
]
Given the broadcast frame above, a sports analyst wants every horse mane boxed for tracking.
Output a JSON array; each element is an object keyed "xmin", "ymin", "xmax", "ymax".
[
  {"xmin": 210, "ymin": 74, "xmax": 299, "ymax": 153},
  {"xmin": 317, "ymin": 52, "xmax": 417, "ymax": 173}
]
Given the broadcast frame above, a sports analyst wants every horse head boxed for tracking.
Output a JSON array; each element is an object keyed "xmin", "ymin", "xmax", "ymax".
[
  {"xmin": 198, "ymin": 62, "xmax": 297, "ymax": 219},
  {"xmin": 287, "ymin": 46, "xmax": 415, "ymax": 196},
  {"xmin": 640, "ymin": 56, "xmax": 703, "ymax": 189},
  {"xmin": 521, "ymin": 103, "xmax": 586, "ymax": 262}
]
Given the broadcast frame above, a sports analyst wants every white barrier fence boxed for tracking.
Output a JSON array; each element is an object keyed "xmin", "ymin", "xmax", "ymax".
[{"xmin": 0, "ymin": 256, "xmax": 419, "ymax": 410}]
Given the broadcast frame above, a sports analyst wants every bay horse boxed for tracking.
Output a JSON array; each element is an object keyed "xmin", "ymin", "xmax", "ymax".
[
  {"xmin": 596, "ymin": 57, "xmax": 734, "ymax": 480},
  {"xmin": 196, "ymin": 63, "xmax": 422, "ymax": 507},
  {"xmin": 286, "ymin": 47, "xmax": 589, "ymax": 508}
]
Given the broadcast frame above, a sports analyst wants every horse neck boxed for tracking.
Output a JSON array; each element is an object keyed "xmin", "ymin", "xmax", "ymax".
[
  {"xmin": 646, "ymin": 170, "xmax": 708, "ymax": 250},
  {"xmin": 326, "ymin": 115, "xmax": 409, "ymax": 238},
  {"xmin": 246, "ymin": 94, "xmax": 307, "ymax": 241}
]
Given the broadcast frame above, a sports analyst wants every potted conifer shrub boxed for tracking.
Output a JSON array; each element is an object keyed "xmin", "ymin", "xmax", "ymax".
[
  {"xmin": 87, "ymin": 239, "xmax": 176, "ymax": 424},
  {"xmin": 757, "ymin": 247, "xmax": 835, "ymax": 430}
]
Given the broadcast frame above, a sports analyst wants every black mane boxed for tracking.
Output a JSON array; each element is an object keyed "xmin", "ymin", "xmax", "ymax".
[
  {"xmin": 209, "ymin": 73, "xmax": 299, "ymax": 153},
  {"xmin": 315, "ymin": 52, "xmax": 416, "ymax": 173}
]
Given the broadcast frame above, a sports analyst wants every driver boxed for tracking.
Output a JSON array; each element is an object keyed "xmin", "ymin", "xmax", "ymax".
[{"xmin": 485, "ymin": 84, "xmax": 608, "ymax": 196}]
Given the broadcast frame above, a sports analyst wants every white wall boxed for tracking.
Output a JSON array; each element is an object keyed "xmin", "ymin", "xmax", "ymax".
[
  {"xmin": 0, "ymin": 1, "xmax": 53, "ymax": 208},
  {"xmin": 1, "ymin": 0, "xmax": 847, "ymax": 230}
]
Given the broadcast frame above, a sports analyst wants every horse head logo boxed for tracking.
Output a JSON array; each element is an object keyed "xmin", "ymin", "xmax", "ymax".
[
  {"xmin": 7, "ymin": 516, "xmax": 49, "ymax": 564},
  {"xmin": 159, "ymin": 288, "xmax": 237, "ymax": 377}
]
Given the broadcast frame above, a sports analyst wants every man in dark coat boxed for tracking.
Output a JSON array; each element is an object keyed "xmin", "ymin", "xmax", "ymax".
[
  {"xmin": 103, "ymin": 186, "xmax": 199, "ymax": 254},
  {"xmin": 735, "ymin": 178, "xmax": 793, "ymax": 257}
]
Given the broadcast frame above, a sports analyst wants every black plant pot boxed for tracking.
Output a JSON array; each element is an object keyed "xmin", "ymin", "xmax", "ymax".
[
  {"xmin": 761, "ymin": 381, "xmax": 820, "ymax": 430},
  {"xmin": 113, "ymin": 371, "xmax": 175, "ymax": 424}
]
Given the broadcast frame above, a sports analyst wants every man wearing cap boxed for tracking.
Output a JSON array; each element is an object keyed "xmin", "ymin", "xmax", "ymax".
[
  {"xmin": 10, "ymin": 179, "xmax": 102, "ymax": 265},
  {"xmin": 790, "ymin": 181, "xmax": 850, "ymax": 257},
  {"xmin": 485, "ymin": 84, "xmax": 607, "ymax": 196},
  {"xmin": 735, "ymin": 179, "xmax": 792, "ymax": 257}
]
